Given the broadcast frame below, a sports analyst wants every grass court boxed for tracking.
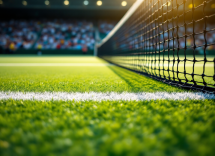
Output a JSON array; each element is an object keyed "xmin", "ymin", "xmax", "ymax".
[{"xmin": 0, "ymin": 56, "xmax": 215, "ymax": 156}]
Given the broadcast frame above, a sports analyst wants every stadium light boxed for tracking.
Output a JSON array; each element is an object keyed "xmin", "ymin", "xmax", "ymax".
[
  {"xmin": 45, "ymin": 0, "xmax": 49, "ymax": 5},
  {"xmin": 83, "ymin": 0, "xmax": 89, "ymax": 6},
  {"xmin": 211, "ymin": 4, "xmax": 215, "ymax": 9},
  {"xmin": 97, "ymin": 1, "xmax": 102, "ymax": 6},
  {"xmin": 64, "ymin": 0, "xmax": 69, "ymax": 6},
  {"xmin": 45, "ymin": 0, "xmax": 50, "ymax": 5},
  {"xmin": 164, "ymin": 2, "xmax": 171, "ymax": 7},
  {"xmin": 188, "ymin": 4, "xmax": 196, "ymax": 9},
  {"xmin": 0, "ymin": 0, "xmax": 3, "ymax": 5},
  {"xmin": 121, "ymin": 1, "xmax": 127, "ymax": 7},
  {"xmin": 22, "ymin": 1, "xmax": 27, "ymax": 6}
]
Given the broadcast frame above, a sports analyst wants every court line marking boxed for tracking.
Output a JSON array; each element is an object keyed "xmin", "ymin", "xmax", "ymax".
[
  {"xmin": 0, "ymin": 92, "xmax": 214, "ymax": 101},
  {"xmin": 0, "ymin": 63, "xmax": 115, "ymax": 66}
]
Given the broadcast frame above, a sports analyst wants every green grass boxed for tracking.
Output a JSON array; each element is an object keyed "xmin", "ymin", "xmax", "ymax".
[
  {"xmin": 0, "ymin": 57, "xmax": 184, "ymax": 92},
  {"xmin": 0, "ymin": 56, "xmax": 214, "ymax": 156},
  {"xmin": 0, "ymin": 56, "xmax": 106, "ymax": 63},
  {"xmin": 0, "ymin": 99, "xmax": 215, "ymax": 156}
]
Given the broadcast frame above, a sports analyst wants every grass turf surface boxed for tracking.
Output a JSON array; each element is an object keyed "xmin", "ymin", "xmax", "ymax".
[
  {"xmin": 0, "ymin": 56, "xmax": 184, "ymax": 93},
  {"xmin": 0, "ymin": 56, "xmax": 106, "ymax": 63},
  {"xmin": 0, "ymin": 99, "xmax": 215, "ymax": 156},
  {"xmin": 0, "ymin": 56, "xmax": 214, "ymax": 156}
]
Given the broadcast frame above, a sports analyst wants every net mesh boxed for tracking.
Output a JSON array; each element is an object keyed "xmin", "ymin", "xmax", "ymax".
[{"xmin": 98, "ymin": 0, "xmax": 215, "ymax": 93}]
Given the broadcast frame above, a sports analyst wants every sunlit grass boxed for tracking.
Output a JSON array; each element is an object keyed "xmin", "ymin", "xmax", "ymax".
[
  {"xmin": 0, "ymin": 99, "xmax": 214, "ymax": 156},
  {"xmin": 0, "ymin": 56, "xmax": 106, "ymax": 63},
  {"xmin": 0, "ymin": 56, "xmax": 214, "ymax": 156},
  {"xmin": 0, "ymin": 57, "xmax": 184, "ymax": 93}
]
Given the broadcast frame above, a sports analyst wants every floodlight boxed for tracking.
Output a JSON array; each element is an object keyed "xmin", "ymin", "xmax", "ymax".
[
  {"xmin": 45, "ymin": 0, "xmax": 49, "ymax": 5},
  {"xmin": 22, "ymin": 1, "xmax": 27, "ymax": 6},
  {"xmin": 188, "ymin": 4, "xmax": 196, "ymax": 9},
  {"xmin": 64, "ymin": 0, "xmax": 69, "ymax": 6},
  {"xmin": 121, "ymin": 1, "xmax": 127, "ymax": 7},
  {"xmin": 0, "ymin": 0, "xmax": 3, "ymax": 5},
  {"xmin": 97, "ymin": 1, "xmax": 102, "ymax": 6},
  {"xmin": 84, "ymin": 0, "xmax": 89, "ymax": 6},
  {"xmin": 164, "ymin": 2, "xmax": 171, "ymax": 6}
]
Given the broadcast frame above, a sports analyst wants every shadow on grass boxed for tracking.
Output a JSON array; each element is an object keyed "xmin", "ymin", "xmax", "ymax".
[
  {"xmin": 108, "ymin": 66, "xmax": 183, "ymax": 92},
  {"xmin": 108, "ymin": 66, "xmax": 141, "ymax": 91}
]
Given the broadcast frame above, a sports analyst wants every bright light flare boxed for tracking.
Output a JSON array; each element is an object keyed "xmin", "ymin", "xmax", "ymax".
[
  {"xmin": 64, "ymin": 0, "xmax": 69, "ymax": 6},
  {"xmin": 83, "ymin": 0, "xmax": 89, "ymax": 6},
  {"xmin": 164, "ymin": 2, "xmax": 171, "ymax": 6},
  {"xmin": 121, "ymin": 1, "xmax": 127, "ymax": 7},
  {"xmin": 22, "ymin": 1, "xmax": 27, "ymax": 6},
  {"xmin": 188, "ymin": 4, "xmax": 196, "ymax": 9},
  {"xmin": 97, "ymin": 1, "xmax": 102, "ymax": 6},
  {"xmin": 45, "ymin": 0, "xmax": 49, "ymax": 5}
]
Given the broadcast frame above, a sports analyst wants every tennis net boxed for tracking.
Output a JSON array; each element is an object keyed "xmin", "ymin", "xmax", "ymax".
[{"xmin": 98, "ymin": 0, "xmax": 215, "ymax": 93}]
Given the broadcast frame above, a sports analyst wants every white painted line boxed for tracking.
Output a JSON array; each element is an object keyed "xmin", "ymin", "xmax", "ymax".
[
  {"xmin": 0, "ymin": 63, "xmax": 115, "ymax": 67},
  {"xmin": 0, "ymin": 92, "xmax": 214, "ymax": 101}
]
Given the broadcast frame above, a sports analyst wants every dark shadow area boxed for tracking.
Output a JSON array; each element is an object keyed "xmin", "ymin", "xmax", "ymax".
[
  {"xmin": 108, "ymin": 66, "xmax": 140, "ymax": 91},
  {"xmin": 107, "ymin": 65, "xmax": 183, "ymax": 92}
]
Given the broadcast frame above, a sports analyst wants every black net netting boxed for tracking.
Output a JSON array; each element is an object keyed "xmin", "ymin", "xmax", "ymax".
[{"xmin": 98, "ymin": 0, "xmax": 215, "ymax": 93}]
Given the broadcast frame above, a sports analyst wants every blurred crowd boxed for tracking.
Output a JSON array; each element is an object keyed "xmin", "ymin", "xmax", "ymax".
[
  {"xmin": 0, "ymin": 20, "xmax": 40, "ymax": 52},
  {"xmin": 118, "ymin": 23, "xmax": 215, "ymax": 54},
  {"xmin": 98, "ymin": 21, "xmax": 116, "ymax": 36},
  {"xmin": 0, "ymin": 19, "xmax": 214, "ymax": 54},
  {"xmin": 0, "ymin": 19, "xmax": 95, "ymax": 53},
  {"xmin": 35, "ymin": 20, "xmax": 95, "ymax": 51}
]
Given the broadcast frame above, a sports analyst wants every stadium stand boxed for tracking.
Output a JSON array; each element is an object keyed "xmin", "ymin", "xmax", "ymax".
[
  {"xmin": 0, "ymin": 19, "xmax": 95, "ymax": 54},
  {"xmin": 35, "ymin": 20, "xmax": 95, "ymax": 50},
  {"xmin": 98, "ymin": 21, "xmax": 215, "ymax": 55},
  {"xmin": 1, "ymin": 18, "xmax": 213, "ymax": 56},
  {"xmin": 98, "ymin": 20, "xmax": 117, "ymax": 39},
  {"xmin": 0, "ymin": 0, "xmax": 137, "ymax": 55},
  {"xmin": 0, "ymin": 20, "xmax": 40, "ymax": 52}
]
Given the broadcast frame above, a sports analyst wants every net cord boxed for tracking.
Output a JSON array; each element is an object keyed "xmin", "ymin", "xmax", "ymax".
[{"xmin": 98, "ymin": 0, "xmax": 144, "ymax": 48}]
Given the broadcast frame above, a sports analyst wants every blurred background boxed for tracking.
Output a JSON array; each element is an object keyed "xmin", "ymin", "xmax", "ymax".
[
  {"xmin": 0, "ymin": 0, "xmax": 214, "ymax": 55},
  {"xmin": 0, "ymin": 0, "xmax": 136, "ymax": 55}
]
